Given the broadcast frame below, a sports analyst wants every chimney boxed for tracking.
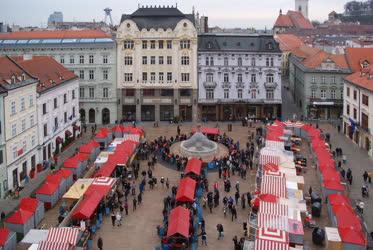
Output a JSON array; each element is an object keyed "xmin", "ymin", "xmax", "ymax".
[{"xmin": 23, "ymin": 54, "xmax": 33, "ymax": 61}]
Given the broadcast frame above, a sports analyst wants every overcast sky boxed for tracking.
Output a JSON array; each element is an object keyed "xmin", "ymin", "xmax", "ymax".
[{"xmin": 1, "ymin": 0, "xmax": 351, "ymax": 29}]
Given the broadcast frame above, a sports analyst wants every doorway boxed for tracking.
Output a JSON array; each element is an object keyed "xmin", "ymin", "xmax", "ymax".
[{"xmin": 102, "ymin": 108, "xmax": 110, "ymax": 124}]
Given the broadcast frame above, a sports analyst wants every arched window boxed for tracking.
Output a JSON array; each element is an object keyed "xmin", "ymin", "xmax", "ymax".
[
  {"xmin": 79, "ymin": 109, "xmax": 86, "ymax": 123},
  {"xmin": 238, "ymin": 57, "xmax": 242, "ymax": 67},
  {"xmin": 89, "ymin": 108, "xmax": 95, "ymax": 123},
  {"xmin": 266, "ymin": 74, "xmax": 274, "ymax": 83},
  {"xmin": 251, "ymin": 57, "xmax": 256, "ymax": 67},
  {"xmin": 102, "ymin": 108, "xmax": 110, "ymax": 124}
]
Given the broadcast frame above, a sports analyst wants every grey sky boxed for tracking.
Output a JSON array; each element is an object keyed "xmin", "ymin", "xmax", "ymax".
[{"xmin": 1, "ymin": 0, "xmax": 350, "ymax": 29}]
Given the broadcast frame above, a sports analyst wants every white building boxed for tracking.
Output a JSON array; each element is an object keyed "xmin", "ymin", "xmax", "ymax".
[
  {"xmin": 198, "ymin": 34, "xmax": 282, "ymax": 121},
  {"xmin": 16, "ymin": 56, "xmax": 80, "ymax": 163},
  {"xmin": 0, "ymin": 87, "xmax": 7, "ymax": 198},
  {"xmin": 0, "ymin": 30, "xmax": 117, "ymax": 125},
  {"xmin": 48, "ymin": 11, "xmax": 63, "ymax": 26},
  {"xmin": 117, "ymin": 6, "xmax": 198, "ymax": 122},
  {"xmin": 295, "ymin": 0, "xmax": 309, "ymax": 19},
  {"xmin": 0, "ymin": 56, "xmax": 38, "ymax": 190}
]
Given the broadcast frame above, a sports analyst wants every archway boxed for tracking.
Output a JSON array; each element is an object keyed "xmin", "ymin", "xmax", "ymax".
[
  {"xmin": 102, "ymin": 108, "xmax": 110, "ymax": 125},
  {"xmin": 89, "ymin": 108, "xmax": 95, "ymax": 123},
  {"xmin": 79, "ymin": 109, "xmax": 86, "ymax": 123}
]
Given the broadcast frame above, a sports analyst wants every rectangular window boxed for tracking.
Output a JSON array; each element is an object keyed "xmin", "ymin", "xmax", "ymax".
[
  {"xmin": 321, "ymin": 89, "xmax": 327, "ymax": 99},
  {"xmin": 205, "ymin": 57, "xmax": 209, "ymax": 66},
  {"xmin": 180, "ymin": 40, "xmax": 191, "ymax": 49},
  {"xmin": 237, "ymin": 74, "xmax": 242, "ymax": 83},
  {"xmin": 167, "ymin": 56, "xmax": 172, "ymax": 65},
  {"xmin": 362, "ymin": 94, "xmax": 369, "ymax": 106},
  {"xmin": 270, "ymin": 58, "xmax": 274, "ymax": 67},
  {"xmin": 142, "ymin": 56, "xmax": 147, "ymax": 65},
  {"xmin": 206, "ymin": 73, "xmax": 214, "ymax": 82},
  {"xmin": 353, "ymin": 90, "xmax": 357, "ymax": 100},
  {"xmin": 29, "ymin": 95, "xmax": 33, "ymax": 107},
  {"xmin": 60, "ymin": 55, "xmax": 65, "ymax": 64},
  {"xmin": 31, "ymin": 136, "xmax": 36, "ymax": 147},
  {"xmin": 150, "ymin": 40, "xmax": 156, "ymax": 49},
  {"xmin": 223, "ymin": 73, "xmax": 229, "ymax": 83},
  {"xmin": 21, "ymin": 119, "xmax": 26, "ymax": 132},
  {"xmin": 11, "ymin": 123, "xmax": 16, "ymax": 137},
  {"xmin": 266, "ymin": 90, "xmax": 274, "ymax": 100},
  {"xmin": 103, "ymin": 55, "xmax": 108, "ymax": 64},
  {"xmin": 123, "ymin": 40, "xmax": 134, "ymax": 49},
  {"xmin": 42, "ymin": 103, "xmax": 47, "ymax": 115},
  {"xmin": 167, "ymin": 72, "xmax": 172, "ymax": 83},
  {"xmin": 22, "ymin": 141, "xmax": 26, "ymax": 152},
  {"xmin": 346, "ymin": 104, "xmax": 350, "ymax": 115},
  {"xmin": 159, "ymin": 56, "xmax": 164, "ymax": 65},
  {"xmin": 167, "ymin": 40, "xmax": 172, "ymax": 49},
  {"xmin": 331, "ymin": 76, "xmax": 336, "ymax": 84},
  {"xmin": 353, "ymin": 108, "xmax": 357, "ymax": 120},
  {"xmin": 43, "ymin": 124, "xmax": 47, "ymax": 137},
  {"xmin": 103, "ymin": 69, "xmax": 108, "ymax": 80},
  {"xmin": 80, "ymin": 88, "xmax": 85, "ymax": 98},
  {"xmin": 150, "ymin": 56, "xmax": 156, "ymax": 65},
  {"xmin": 251, "ymin": 74, "xmax": 256, "ymax": 83},
  {"xmin": 251, "ymin": 89, "xmax": 257, "ymax": 99},
  {"xmin": 362, "ymin": 113, "xmax": 369, "ymax": 130},
  {"xmin": 181, "ymin": 73, "xmax": 190, "ymax": 82},
  {"xmin": 54, "ymin": 98, "xmax": 58, "ymax": 109},
  {"xmin": 89, "ymin": 87, "xmax": 94, "ymax": 98},
  {"xmin": 79, "ymin": 70, "xmax": 84, "ymax": 79},
  {"xmin": 0, "ymin": 150, "xmax": 3, "ymax": 164},
  {"xmin": 64, "ymin": 93, "xmax": 67, "ymax": 104},
  {"xmin": 72, "ymin": 107, "xmax": 76, "ymax": 117},
  {"xmin": 347, "ymin": 87, "xmax": 350, "ymax": 97},
  {"xmin": 142, "ymin": 72, "xmax": 148, "ymax": 82},
  {"xmin": 224, "ymin": 89, "xmax": 229, "ymax": 99},
  {"xmin": 251, "ymin": 58, "xmax": 256, "ymax": 66},
  {"xmin": 72, "ymin": 90, "xmax": 75, "ymax": 99},
  {"xmin": 238, "ymin": 89, "xmax": 243, "ymax": 99},
  {"xmin": 311, "ymin": 89, "xmax": 316, "ymax": 99},
  {"xmin": 206, "ymin": 89, "xmax": 214, "ymax": 99},
  {"xmin": 20, "ymin": 97, "xmax": 25, "ymax": 111},
  {"xmin": 210, "ymin": 57, "xmax": 214, "ymax": 66},
  {"xmin": 64, "ymin": 112, "xmax": 67, "ymax": 123},
  {"xmin": 181, "ymin": 56, "xmax": 190, "ymax": 65},
  {"xmin": 224, "ymin": 57, "xmax": 228, "ymax": 66},
  {"xmin": 125, "ymin": 89, "xmax": 135, "ymax": 96},
  {"xmin": 238, "ymin": 57, "xmax": 242, "ymax": 67},
  {"xmin": 266, "ymin": 58, "xmax": 270, "ymax": 67},
  {"xmin": 142, "ymin": 40, "xmax": 147, "ymax": 49},
  {"xmin": 124, "ymin": 56, "xmax": 133, "ymax": 65},
  {"xmin": 321, "ymin": 76, "xmax": 326, "ymax": 84},
  {"xmin": 159, "ymin": 72, "xmax": 164, "ymax": 82},
  {"xmin": 143, "ymin": 89, "xmax": 155, "ymax": 96},
  {"xmin": 89, "ymin": 70, "xmax": 94, "ymax": 80},
  {"xmin": 89, "ymin": 55, "xmax": 94, "ymax": 64},
  {"xmin": 180, "ymin": 89, "xmax": 192, "ymax": 96},
  {"xmin": 79, "ymin": 55, "xmax": 84, "ymax": 64},
  {"xmin": 124, "ymin": 73, "xmax": 133, "ymax": 82},
  {"xmin": 150, "ymin": 72, "xmax": 156, "ymax": 82},
  {"xmin": 312, "ymin": 76, "xmax": 316, "ymax": 83},
  {"xmin": 54, "ymin": 117, "xmax": 58, "ymax": 130},
  {"xmin": 30, "ymin": 115, "xmax": 34, "ymax": 126},
  {"xmin": 12, "ymin": 146, "xmax": 17, "ymax": 159},
  {"xmin": 103, "ymin": 88, "xmax": 108, "ymax": 98},
  {"xmin": 158, "ymin": 40, "xmax": 164, "ymax": 49},
  {"xmin": 331, "ymin": 89, "xmax": 336, "ymax": 99},
  {"xmin": 160, "ymin": 89, "xmax": 174, "ymax": 96},
  {"xmin": 69, "ymin": 55, "xmax": 74, "ymax": 64}
]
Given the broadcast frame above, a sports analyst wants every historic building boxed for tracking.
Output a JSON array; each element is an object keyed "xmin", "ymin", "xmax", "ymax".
[
  {"xmin": 117, "ymin": 6, "xmax": 198, "ymax": 122},
  {"xmin": 0, "ymin": 56, "xmax": 38, "ymax": 190},
  {"xmin": 343, "ymin": 48, "xmax": 373, "ymax": 157},
  {"xmin": 0, "ymin": 30, "xmax": 117, "ymax": 125},
  {"xmin": 295, "ymin": 0, "xmax": 309, "ymax": 19},
  {"xmin": 198, "ymin": 34, "xmax": 282, "ymax": 121},
  {"xmin": 273, "ymin": 10, "xmax": 313, "ymax": 34},
  {"xmin": 289, "ymin": 46, "xmax": 350, "ymax": 119}
]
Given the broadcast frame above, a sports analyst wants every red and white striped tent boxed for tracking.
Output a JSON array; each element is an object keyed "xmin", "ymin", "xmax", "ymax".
[
  {"xmin": 282, "ymin": 121, "xmax": 304, "ymax": 128},
  {"xmin": 255, "ymin": 228, "xmax": 289, "ymax": 250},
  {"xmin": 261, "ymin": 176, "xmax": 287, "ymax": 198},
  {"xmin": 259, "ymin": 148, "xmax": 284, "ymax": 166},
  {"xmin": 265, "ymin": 140, "xmax": 285, "ymax": 150},
  {"xmin": 91, "ymin": 176, "xmax": 116, "ymax": 187},
  {"xmin": 257, "ymin": 213, "xmax": 289, "ymax": 231},
  {"xmin": 263, "ymin": 170, "xmax": 285, "ymax": 177},
  {"xmin": 38, "ymin": 241, "xmax": 73, "ymax": 250},
  {"xmin": 45, "ymin": 227, "xmax": 81, "ymax": 246},
  {"xmin": 259, "ymin": 201, "xmax": 288, "ymax": 216}
]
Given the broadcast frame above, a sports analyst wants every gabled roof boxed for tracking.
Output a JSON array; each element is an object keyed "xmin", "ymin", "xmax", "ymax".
[
  {"xmin": 274, "ymin": 10, "xmax": 313, "ymax": 30},
  {"xmin": 345, "ymin": 48, "xmax": 373, "ymax": 73},
  {"xmin": 120, "ymin": 6, "xmax": 195, "ymax": 30},
  {"xmin": 345, "ymin": 66, "xmax": 373, "ymax": 91},
  {"xmin": 275, "ymin": 34, "xmax": 305, "ymax": 52},
  {"xmin": 0, "ymin": 56, "xmax": 37, "ymax": 88},
  {"xmin": 0, "ymin": 29, "xmax": 110, "ymax": 40}
]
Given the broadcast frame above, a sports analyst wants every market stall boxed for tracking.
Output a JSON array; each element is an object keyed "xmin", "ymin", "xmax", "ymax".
[
  {"xmin": 5, "ymin": 209, "xmax": 34, "ymax": 238},
  {"xmin": 19, "ymin": 198, "xmax": 45, "ymax": 228},
  {"xmin": 63, "ymin": 154, "xmax": 83, "ymax": 178},
  {"xmin": 43, "ymin": 227, "xmax": 82, "ymax": 246},
  {"xmin": 112, "ymin": 125, "xmax": 123, "ymax": 138},
  {"xmin": 176, "ymin": 177, "xmax": 197, "ymax": 203},
  {"xmin": 255, "ymin": 228, "xmax": 289, "ymax": 250},
  {"xmin": 192, "ymin": 127, "xmax": 220, "ymax": 136},
  {"xmin": 184, "ymin": 158, "xmax": 202, "ymax": 179},
  {"xmin": 62, "ymin": 178, "xmax": 94, "ymax": 200},
  {"xmin": 0, "ymin": 228, "xmax": 17, "ymax": 250},
  {"xmin": 37, "ymin": 241, "xmax": 73, "ymax": 250},
  {"xmin": 260, "ymin": 175, "xmax": 287, "ymax": 198},
  {"xmin": 36, "ymin": 181, "xmax": 60, "ymax": 209},
  {"xmin": 20, "ymin": 229, "xmax": 48, "ymax": 245},
  {"xmin": 46, "ymin": 172, "xmax": 65, "ymax": 199},
  {"xmin": 166, "ymin": 206, "xmax": 190, "ymax": 248},
  {"xmin": 59, "ymin": 169, "xmax": 74, "ymax": 189},
  {"xmin": 72, "ymin": 192, "xmax": 103, "ymax": 221}
]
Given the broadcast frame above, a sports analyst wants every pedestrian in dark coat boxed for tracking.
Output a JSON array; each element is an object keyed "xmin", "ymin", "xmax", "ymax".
[{"xmin": 97, "ymin": 236, "xmax": 103, "ymax": 250}]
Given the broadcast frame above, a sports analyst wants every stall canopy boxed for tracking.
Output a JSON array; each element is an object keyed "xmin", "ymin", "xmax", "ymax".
[
  {"xmin": 72, "ymin": 192, "xmax": 103, "ymax": 220},
  {"xmin": 322, "ymin": 180, "xmax": 345, "ymax": 191},
  {"xmin": 328, "ymin": 194, "xmax": 350, "ymax": 206},
  {"xmin": 192, "ymin": 127, "xmax": 220, "ymax": 135},
  {"xmin": 338, "ymin": 227, "xmax": 367, "ymax": 246},
  {"xmin": 46, "ymin": 227, "xmax": 81, "ymax": 245},
  {"xmin": 21, "ymin": 229, "xmax": 49, "ymax": 244},
  {"xmin": 63, "ymin": 155, "xmax": 80, "ymax": 169},
  {"xmin": 0, "ymin": 228, "xmax": 10, "ymax": 247},
  {"xmin": 6, "ymin": 209, "xmax": 33, "ymax": 225},
  {"xmin": 79, "ymin": 143, "xmax": 94, "ymax": 155},
  {"xmin": 84, "ymin": 177, "xmax": 116, "ymax": 198},
  {"xmin": 176, "ymin": 177, "xmax": 197, "ymax": 202},
  {"xmin": 36, "ymin": 181, "xmax": 59, "ymax": 195},
  {"xmin": 62, "ymin": 178, "xmax": 94, "ymax": 200},
  {"xmin": 166, "ymin": 206, "xmax": 190, "ymax": 238},
  {"xmin": 184, "ymin": 158, "xmax": 202, "ymax": 176},
  {"xmin": 19, "ymin": 198, "xmax": 39, "ymax": 214},
  {"xmin": 259, "ymin": 201, "xmax": 288, "ymax": 216},
  {"xmin": 38, "ymin": 241, "xmax": 73, "ymax": 250},
  {"xmin": 261, "ymin": 176, "xmax": 287, "ymax": 198},
  {"xmin": 257, "ymin": 213, "xmax": 288, "ymax": 231},
  {"xmin": 255, "ymin": 228, "xmax": 289, "ymax": 250}
]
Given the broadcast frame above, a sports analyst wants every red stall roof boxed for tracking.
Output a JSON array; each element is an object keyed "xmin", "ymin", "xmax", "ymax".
[
  {"xmin": 46, "ymin": 227, "xmax": 81, "ymax": 245},
  {"xmin": 176, "ymin": 177, "xmax": 196, "ymax": 202},
  {"xmin": 6, "ymin": 209, "xmax": 33, "ymax": 224},
  {"xmin": 0, "ymin": 228, "xmax": 9, "ymax": 246},
  {"xmin": 322, "ymin": 180, "xmax": 345, "ymax": 191},
  {"xmin": 184, "ymin": 158, "xmax": 202, "ymax": 176},
  {"xmin": 333, "ymin": 204, "xmax": 362, "ymax": 230},
  {"xmin": 46, "ymin": 173, "xmax": 63, "ymax": 186},
  {"xmin": 84, "ymin": 177, "xmax": 115, "ymax": 197},
  {"xmin": 328, "ymin": 194, "xmax": 350, "ymax": 206},
  {"xmin": 321, "ymin": 168, "xmax": 341, "ymax": 182},
  {"xmin": 338, "ymin": 227, "xmax": 367, "ymax": 246},
  {"xmin": 72, "ymin": 192, "xmax": 103, "ymax": 220},
  {"xmin": 63, "ymin": 155, "xmax": 80, "ymax": 169},
  {"xmin": 19, "ymin": 198, "xmax": 40, "ymax": 213},
  {"xmin": 79, "ymin": 143, "xmax": 94, "ymax": 154},
  {"xmin": 112, "ymin": 125, "xmax": 123, "ymax": 133},
  {"xmin": 77, "ymin": 153, "xmax": 89, "ymax": 162},
  {"xmin": 95, "ymin": 132, "xmax": 107, "ymax": 139},
  {"xmin": 58, "ymin": 169, "xmax": 73, "ymax": 179},
  {"xmin": 263, "ymin": 163, "xmax": 279, "ymax": 172},
  {"xmin": 166, "ymin": 206, "xmax": 190, "ymax": 238},
  {"xmin": 192, "ymin": 127, "xmax": 220, "ymax": 135},
  {"xmin": 89, "ymin": 140, "xmax": 100, "ymax": 148},
  {"xmin": 100, "ymin": 127, "xmax": 110, "ymax": 135},
  {"xmin": 36, "ymin": 181, "xmax": 59, "ymax": 195}
]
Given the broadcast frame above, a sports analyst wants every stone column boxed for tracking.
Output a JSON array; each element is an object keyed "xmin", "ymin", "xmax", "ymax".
[
  {"xmin": 135, "ymin": 89, "xmax": 141, "ymax": 121},
  {"xmin": 174, "ymin": 89, "xmax": 179, "ymax": 119},
  {"xmin": 155, "ymin": 104, "xmax": 160, "ymax": 122},
  {"xmin": 192, "ymin": 89, "xmax": 198, "ymax": 122}
]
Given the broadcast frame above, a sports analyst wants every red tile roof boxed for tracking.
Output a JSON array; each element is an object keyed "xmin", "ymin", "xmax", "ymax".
[
  {"xmin": 291, "ymin": 45, "xmax": 320, "ymax": 59},
  {"xmin": 345, "ymin": 67, "xmax": 373, "ymax": 91},
  {"xmin": 11, "ymin": 56, "xmax": 77, "ymax": 93},
  {"xmin": 274, "ymin": 11, "xmax": 314, "ymax": 30},
  {"xmin": 275, "ymin": 34, "xmax": 305, "ymax": 52},
  {"xmin": 0, "ymin": 29, "xmax": 110, "ymax": 40},
  {"xmin": 0, "ymin": 56, "xmax": 33, "ymax": 85},
  {"xmin": 345, "ymin": 48, "xmax": 373, "ymax": 73}
]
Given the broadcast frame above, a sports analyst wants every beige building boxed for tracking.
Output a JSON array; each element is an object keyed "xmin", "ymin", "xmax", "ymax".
[{"xmin": 117, "ymin": 6, "xmax": 198, "ymax": 122}]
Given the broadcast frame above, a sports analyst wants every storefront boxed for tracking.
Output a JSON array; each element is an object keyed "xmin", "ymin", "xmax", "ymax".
[
  {"xmin": 141, "ymin": 105, "xmax": 155, "ymax": 121},
  {"xmin": 179, "ymin": 105, "xmax": 193, "ymax": 121},
  {"xmin": 308, "ymin": 101, "xmax": 342, "ymax": 120},
  {"xmin": 160, "ymin": 105, "xmax": 174, "ymax": 121},
  {"xmin": 122, "ymin": 105, "xmax": 136, "ymax": 122}
]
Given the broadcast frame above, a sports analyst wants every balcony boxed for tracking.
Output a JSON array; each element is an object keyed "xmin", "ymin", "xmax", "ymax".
[
  {"xmin": 264, "ymin": 82, "xmax": 278, "ymax": 89},
  {"xmin": 203, "ymin": 81, "xmax": 217, "ymax": 88},
  {"xmin": 236, "ymin": 82, "xmax": 245, "ymax": 89},
  {"xmin": 222, "ymin": 82, "xmax": 231, "ymax": 89}
]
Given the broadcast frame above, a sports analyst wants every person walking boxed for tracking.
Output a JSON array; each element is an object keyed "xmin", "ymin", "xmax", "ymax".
[
  {"xmin": 97, "ymin": 236, "xmax": 103, "ymax": 250},
  {"xmin": 133, "ymin": 197, "xmax": 137, "ymax": 211},
  {"xmin": 247, "ymin": 192, "xmax": 252, "ymax": 207},
  {"xmin": 200, "ymin": 231, "xmax": 207, "ymax": 246},
  {"xmin": 166, "ymin": 178, "xmax": 170, "ymax": 189},
  {"xmin": 216, "ymin": 224, "xmax": 224, "ymax": 240},
  {"xmin": 231, "ymin": 205, "xmax": 237, "ymax": 221},
  {"xmin": 110, "ymin": 211, "xmax": 116, "ymax": 227},
  {"xmin": 116, "ymin": 211, "xmax": 122, "ymax": 227},
  {"xmin": 363, "ymin": 171, "xmax": 369, "ymax": 183},
  {"xmin": 124, "ymin": 200, "xmax": 129, "ymax": 215}
]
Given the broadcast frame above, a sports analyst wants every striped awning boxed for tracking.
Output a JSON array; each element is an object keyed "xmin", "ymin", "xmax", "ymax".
[
  {"xmin": 259, "ymin": 201, "xmax": 288, "ymax": 216},
  {"xmin": 255, "ymin": 227, "xmax": 289, "ymax": 250},
  {"xmin": 263, "ymin": 170, "xmax": 285, "ymax": 177},
  {"xmin": 46, "ymin": 227, "xmax": 80, "ymax": 245},
  {"xmin": 283, "ymin": 121, "xmax": 304, "ymax": 128},
  {"xmin": 38, "ymin": 241, "xmax": 73, "ymax": 250},
  {"xmin": 261, "ymin": 176, "xmax": 287, "ymax": 198},
  {"xmin": 259, "ymin": 154, "xmax": 281, "ymax": 165},
  {"xmin": 91, "ymin": 177, "xmax": 116, "ymax": 186},
  {"xmin": 255, "ymin": 239, "xmax": 289, "ymax": 250},
  {"xmin": 265, "ymin": 140, "xmax": 285, "ymax": 149},
  {"xmin": 122, "ymin": 134, "xmax": 140, "ymax": 142},
  {"xmin": 257, "ymin": 213, "xmax": 289, "ymax": 231}
]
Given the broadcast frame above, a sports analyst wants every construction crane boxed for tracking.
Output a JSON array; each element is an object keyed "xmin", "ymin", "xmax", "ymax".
[{"xmin": 104, "ymin": 7, "xmax": 113, "ymax": 26}]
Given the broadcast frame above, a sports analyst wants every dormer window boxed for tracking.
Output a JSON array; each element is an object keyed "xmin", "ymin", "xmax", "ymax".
[
  {"xmin": 11, "ymin": 75, "xmax": 16, "ymax": 84},
  {"xmin": 207, "ymin": 42, "xmax": 212, "ymax": 49},
  {"xmin": 21, "ymin": 73, "xmax": 26, "ymax": 81},
  {"xmin": 362, "ymin": 61, "xmax": 369, "ymax": 69},
  {"xmin": 267, "ymin": 42, "xmax": 273, "ymax": 50}
]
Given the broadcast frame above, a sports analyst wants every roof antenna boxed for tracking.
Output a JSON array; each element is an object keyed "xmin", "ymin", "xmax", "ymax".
[{"xmin": 176, "ymin": 3, "xmax": 178, "ymax": 8}]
